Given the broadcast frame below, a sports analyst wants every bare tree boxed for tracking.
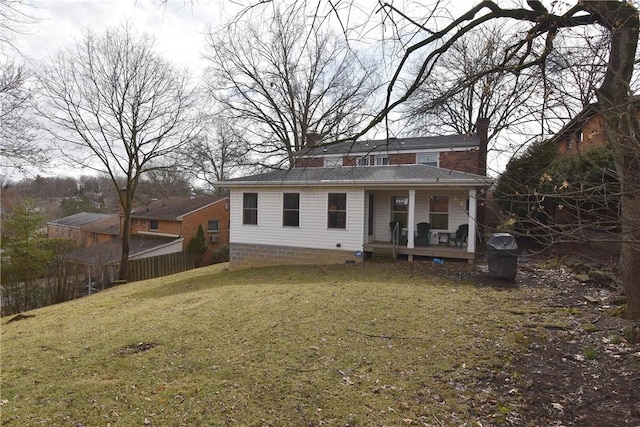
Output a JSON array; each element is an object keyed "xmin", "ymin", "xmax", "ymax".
[
  {"xmin": 203, "ymin": 2, "xmax": 381, "ymax": 169},
  {"xmin": 180, "ymin": 118, "xmax": 249, "ymax": 194},
  {"xmin": 403, "ymin": 23, "xmax": 543, "ymax": 144},
  {"xmin": 0, "ymin": 0, "xmax": 45, "ymax": 173},
  {"xmin": 0, "ymin": 61, "xmax": 46, "ymax": 171},
  {"xmin": 39, "ymin": 24, "xmax": 198, "ymax": 281},
  {"xmin": 136, "ymin": 164, "xmax": 192, "ymax": 203},
  {"xmin": 0, "ymin": 0, "xmax": 38, "ymax": 51}
]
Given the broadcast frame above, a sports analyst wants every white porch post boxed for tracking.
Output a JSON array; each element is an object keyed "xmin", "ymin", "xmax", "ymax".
[
  {"xmin": 407, "ymin": 189, "xmax": 416, "ymax": 249},
  {"xmin": 467, "ymin": 188, "xmax": 477, "ymax": 253}
]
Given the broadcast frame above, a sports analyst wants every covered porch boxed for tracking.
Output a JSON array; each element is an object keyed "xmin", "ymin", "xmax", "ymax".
[
  {"xmin": 362, "ymin": 187, "xmax": 479, "ymax": 262},
  {"xmin": 363, "ymin": 240, "xmax": 475, "ymax": 262}
]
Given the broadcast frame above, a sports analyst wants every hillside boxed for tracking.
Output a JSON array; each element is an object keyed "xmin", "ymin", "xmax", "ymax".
[{"xmin": 1, "ymin": 261, "xmax": 638, "ymax": 426}]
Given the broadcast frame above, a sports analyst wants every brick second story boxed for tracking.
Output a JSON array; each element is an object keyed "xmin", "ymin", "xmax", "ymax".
[{"xmin": 292, "ymin": 118, "xmax": 489, "ymax": 176}]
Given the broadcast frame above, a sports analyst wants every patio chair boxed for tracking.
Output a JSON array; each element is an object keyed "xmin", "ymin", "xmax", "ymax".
[
  {"xmin": 414, "ymin": 222, "xmax": 430, "ymax": 246},
  {"xmin": 454, "ymin": 224, "xmax": 469, "ymax": 247}
]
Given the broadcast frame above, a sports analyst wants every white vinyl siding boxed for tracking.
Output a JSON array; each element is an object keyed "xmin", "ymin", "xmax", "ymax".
[{"xmin": 230, "ymin": 187, "xmax": 365, "ymax": 251}]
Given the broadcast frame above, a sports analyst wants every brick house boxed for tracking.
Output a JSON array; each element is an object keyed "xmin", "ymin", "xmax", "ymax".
[
  {"xmin": 217, "ymin": 120, "xmax": 493, "ymax": 268},
  {"xmin": 47, "ymin": 212, "xmax": 120, "ymax": 247},
  {"xmin": 126, "ymin": 194, "xmax": 230, "ymax": 265},
  {"xmin": 554, "ymin": 96, "xmax": 640, "ymax": 155}
]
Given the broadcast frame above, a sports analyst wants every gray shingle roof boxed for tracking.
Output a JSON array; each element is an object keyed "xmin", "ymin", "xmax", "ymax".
[
  {"xmin": 131, "ymin": 195, "xmax": 228, "ymax": 220},
  {"xmin": 298, "ymin": 134, "xmax": 480, "ymax": 157},
  {"xmin": 62, "ymin": 236, "xmax": 181, "ymax": 265},
  {"xmin": 219, "ymin": 165, "xmax": 493, "ymax": 187},
  {"xmin": 48, "ymin": 212, "xmax": 120, "ymax": 235}
]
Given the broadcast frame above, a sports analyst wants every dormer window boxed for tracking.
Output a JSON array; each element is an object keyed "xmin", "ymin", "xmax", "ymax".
[{"xmin": 324, "ymin": 156, "xmax": 343, "ymax": 167}]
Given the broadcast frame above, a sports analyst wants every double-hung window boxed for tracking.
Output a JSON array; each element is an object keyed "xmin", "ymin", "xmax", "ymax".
[
  {"xmin": 417, "ymin": 153, "xmax": 438, "ymax": 167},
  {"xmin": 327, "ymin": 193, "xmax": 347, "ymax": 229},
  {"xmin": 429, "ymin": 195, "xmax": 449, "ymax": 230},
  {"xmin": 243, "ymin": 193, "xmax": 258, "ymax": 225},
  {"xmin": 375, "ymin": 155, "xmax": 389, "ymax": 165},
  {"xmin": 390, "ymin": 196, "xmax": 408, "ymax": 228},
  {"xmin": 324, "ymin": 156, "xmax": 343, "ymax": 167},
  {"xmin": 357, "ymin": 156, "xmax": 370, "ymax": 166},
  {"xmin": 208, "ymin": 220, "xmax": 220, "ymax": 232},
  {"xmin": 283, "ymin": 193, "xmax": 300, "ymax": 227}
]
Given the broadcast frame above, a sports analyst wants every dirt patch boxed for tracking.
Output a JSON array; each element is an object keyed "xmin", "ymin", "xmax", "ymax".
[
  {"xmin": 115, "ymin": 342, "xmax": 158, "ymax": 357},
  {"xmin": 503, "ymin": 263, "xmax": 639, "ymax": 426},
  {"xmin": 399, "ymin": 254, "xmax": 639, "ymax": 425},
  {"xmin": 449, "ymin": 257, "xmax": 639, "ymax": 426}
]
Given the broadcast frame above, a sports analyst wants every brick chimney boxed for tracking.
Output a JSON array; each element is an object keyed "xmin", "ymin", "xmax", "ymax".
[
  {"xmin": 475, "ymin": 118, "xmax": 489, "ymax": 176},
  {"xmin": 306, "ymin": 132, "xmax": 321, "ymax": 146}
]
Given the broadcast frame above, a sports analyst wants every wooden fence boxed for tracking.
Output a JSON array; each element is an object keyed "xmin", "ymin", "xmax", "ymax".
[{"xmin": 126, "ymin": 252, "xmax": 199, "ymax": 282}]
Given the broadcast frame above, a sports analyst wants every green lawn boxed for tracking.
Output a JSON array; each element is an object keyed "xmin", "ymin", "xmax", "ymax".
[{"xmin": 1, "ymin": 262, "xmax": 553, "ymax": 426}]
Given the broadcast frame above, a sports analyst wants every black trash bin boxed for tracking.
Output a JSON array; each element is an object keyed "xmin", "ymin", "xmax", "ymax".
[{"xmin": 486, "ymin": 233, "xmax": 518, "ymax": 280}]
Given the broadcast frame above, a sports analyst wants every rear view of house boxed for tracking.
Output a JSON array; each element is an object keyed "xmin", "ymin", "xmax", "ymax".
[{"xmin": 218, "ymin": 120, "xmax": 493, "ymax": 268}]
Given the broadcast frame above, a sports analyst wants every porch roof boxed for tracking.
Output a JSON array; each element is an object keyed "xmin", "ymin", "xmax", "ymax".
[{"xmin": 219, "ymin": 165, "xmax": 493, "ymax": 188}]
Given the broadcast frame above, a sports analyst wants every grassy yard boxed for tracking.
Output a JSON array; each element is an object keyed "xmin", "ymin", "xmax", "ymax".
[{"xmin": 1, "ymin": 262, "xmax": 555, "ymax": 426}]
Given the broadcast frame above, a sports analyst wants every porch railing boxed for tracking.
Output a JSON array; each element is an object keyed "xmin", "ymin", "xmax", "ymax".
[{"xmin": 391, "ymin": 222, "xmax": 400, "ymax": 261}]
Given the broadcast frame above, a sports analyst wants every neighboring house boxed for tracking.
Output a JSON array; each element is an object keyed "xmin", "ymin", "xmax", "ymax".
[
  {"xmin": 126, "ymin": 194, "xmax": 230, "ymax": 264},
  {"xmin": 47, "ymin": 212, "xmax": 120, "ymax": 247},
  {"xmin": 218, "ymin": 120, "xmax": 493, "ymax": 268},
  {"xmin": 554, "ymin": 96, "xmax": 640, "ymax": 155}
]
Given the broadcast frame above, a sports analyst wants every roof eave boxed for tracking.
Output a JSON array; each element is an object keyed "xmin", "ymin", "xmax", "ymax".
[{"xmin": 219, "ymin": 179, "xmax": 493, "ymax": 188}]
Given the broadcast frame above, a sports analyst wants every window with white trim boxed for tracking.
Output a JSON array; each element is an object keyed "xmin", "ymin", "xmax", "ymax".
[
  {"xmin": 356, "ymin": 156, "xmax": 370, "ymax": 166},
  {"xmin": 429, "ymin": 195, "xmax": 449, "ymax": 230},
  {"xmin": 324, "ymin": 156, "xmax": 343, "ymax": 167},
  {"xmin": 390, "ymin": 196, "xmax": 408, "ymax": 228},
  {"xmin": 327, "ymin": 193, "xmax": 347, "ymax": 229},
  {"xmin": 417, "ymin": 153, "xmax": 439, "ymax": 167},
  {"xmin": 208, "ymin": 220, "xmax": 220, "ymax": 232},
  {"xmin": 282, "ymin": 193, "xmax": 300, "ymax": 227},
  {"xmin": 243, "ymin": 193, "xmax": 258, "ymax": 225},
  {"xmin": 375, "ymin": 155, "xmax": 389, "ymax": 165}
]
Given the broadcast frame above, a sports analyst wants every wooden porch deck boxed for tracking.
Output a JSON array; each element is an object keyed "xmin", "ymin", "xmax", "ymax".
[{"xmin": 363, "ymin": 241, "xmax": 475, "ymax": 262}]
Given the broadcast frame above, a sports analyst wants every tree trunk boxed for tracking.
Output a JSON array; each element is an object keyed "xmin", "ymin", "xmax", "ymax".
[
  {"xmin": 602, "ymin": 105, "xmax": 640, "ymax": 319},
  {"xmin": 589, "ymin": 1, "xmax": 640, "ymax": 318},
  {"xmin": 118, "ymin": 189, "xmax": 133, "ymax": 282}
]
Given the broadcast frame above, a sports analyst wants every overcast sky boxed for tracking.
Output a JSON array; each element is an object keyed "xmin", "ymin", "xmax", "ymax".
[{"xmin": 16, "ymin": 0, "xmax": 241, "ymax": 77}]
